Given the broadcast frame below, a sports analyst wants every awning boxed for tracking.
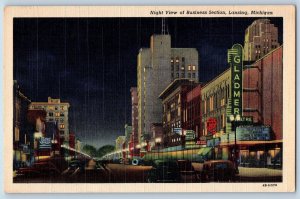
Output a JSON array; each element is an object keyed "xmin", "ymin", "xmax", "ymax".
[{"xmin": 198, "ymin": 147, "xmax": 212, "ymax": 156}]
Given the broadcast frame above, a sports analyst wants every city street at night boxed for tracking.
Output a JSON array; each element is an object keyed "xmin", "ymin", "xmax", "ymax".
[{"xmin": 13, "ymin": 160, "xmax": 282, "ymax": 183}]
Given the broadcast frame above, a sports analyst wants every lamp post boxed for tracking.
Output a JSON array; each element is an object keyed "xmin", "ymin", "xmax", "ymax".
[
  {"xmin": 229, "ymin": 114, "xmax": 241, "ymax": 173},
  {"xmin": 155, "ymin": 137, "xmax": 161, "ymax": 159}
]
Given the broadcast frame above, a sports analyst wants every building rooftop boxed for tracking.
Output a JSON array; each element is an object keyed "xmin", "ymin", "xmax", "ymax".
[{"xmin": 159, "ymin": 78, "xmax": 197, "ymax": 100}]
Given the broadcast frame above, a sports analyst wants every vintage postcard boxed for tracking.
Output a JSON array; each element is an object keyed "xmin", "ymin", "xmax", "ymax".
[{"xmin": 3, "ymin": 6, "xmax": 295, "ymax": 192}]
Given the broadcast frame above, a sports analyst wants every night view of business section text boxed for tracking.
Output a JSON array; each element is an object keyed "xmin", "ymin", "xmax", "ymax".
[{"xmin": 13, "ymin": 17, "xmax": 283, "ymax": 183}]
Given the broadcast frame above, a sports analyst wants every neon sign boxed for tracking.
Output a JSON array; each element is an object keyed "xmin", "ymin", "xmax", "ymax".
[{"xmin": 228, "ymin": 44, "xmax": 243, "ymax": 116}]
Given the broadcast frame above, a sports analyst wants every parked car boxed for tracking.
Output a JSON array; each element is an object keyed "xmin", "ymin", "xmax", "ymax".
[
  {"xmin": 16, "ymin": 161, "xmax": 61, "ymax": 178},
  {"xmin": 146, "ymin": 160, "xmax": 181, "ymax": 183},
  {"xmin": 177, "ymin": 160, "xmax": 199, "ymax": 182},
  {"xmin": 200, "ymin": 160, "xmax": 236, "ymax": 182}
]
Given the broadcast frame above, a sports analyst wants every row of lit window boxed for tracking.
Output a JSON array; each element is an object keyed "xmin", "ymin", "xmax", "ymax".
[
  {"xmin": 171, "ymin": 73, "xmax": 196, "ymax": 78},
  {"xmin": 171, "ymin": 65, "xmax": 196, "ymax": 71},
  {"xmin": 48, "ymin": 112, "xmax": 65, "ymax": 117},
  {"xmin": 48, "ymin": 106, "xmax": 65, "ymax": 111},
  {"xmin": 170, "ymin": 57, "xmax": 185, "ymax": 63},
  {"xmin": 171, "ymin": 138, "xmax": 181, "ymax": 142},
  {"xmin": 203, "ymin": 97, "xmax": 226, "ymax": 114},
  {"xmin": 171, "ymin": 121, "xmax": 181, "ymax": 128}
]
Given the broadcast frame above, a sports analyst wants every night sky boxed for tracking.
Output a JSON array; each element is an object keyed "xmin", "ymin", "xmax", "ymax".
[{"xmin": 13, "ymin": 17, "xmax": 282, "ymax": 148}]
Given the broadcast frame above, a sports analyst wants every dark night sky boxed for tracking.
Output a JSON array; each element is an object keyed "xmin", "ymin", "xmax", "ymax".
[{"xmin": 13, "ymin": 17, "xmax": 282, "ymax": 148}]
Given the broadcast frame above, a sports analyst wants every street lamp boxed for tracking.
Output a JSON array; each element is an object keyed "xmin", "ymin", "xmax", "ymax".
[
  {"xmin": 155, "ymin": 137, "xmax": 162, "ymax": 160},
  {"xmin": 229, "ymin": 114, "xmax": 241, "ymax": 173}
]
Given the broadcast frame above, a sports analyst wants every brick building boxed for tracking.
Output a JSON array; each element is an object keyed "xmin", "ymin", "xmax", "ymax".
[
  {"xmin": 183, "ymin": 84, "xmax": 202, "ymax": 139},
  {"xmin": 159, "ymin": 79, "xmax": 199, "ymax": 147}
]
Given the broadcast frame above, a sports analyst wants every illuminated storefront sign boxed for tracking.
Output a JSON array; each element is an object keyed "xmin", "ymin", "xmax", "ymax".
[
  {"xmin": 228, "ymin": 44, "xmax": 243, "ymax": 116},
  {"xmin": 206, "ymin": 117, "xmax": 217, "ymax": 135},
  {"xmin": 39, "ymin": 137, "xmax": 52, "ymax": 149},
  {"xmin": 185, "ymin": 130, "xmax": 195, "ymax": 141}
]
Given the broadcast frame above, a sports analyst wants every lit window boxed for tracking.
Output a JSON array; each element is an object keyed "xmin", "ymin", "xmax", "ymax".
[
  {"xmin": 188, "ymin": 65, "xmax": 191, "ymax": 71},
  {"xmin": 60, "ymin": 124, "xmax": 65, "ymax": 129},
  {"xmin": 171, "ymin": 59, "xmax": 174, "ymax": 63},
  {"xmin": 175, "ymin": 57, "xmax": 179, "ymax": 63},
  {"xmin": 55, "ymin": 112, "xmax": 60, "ymax": 117},
  {"xmin": 192, "ymin": 65, "xmax": 196, "ymax": 70},
  {"xmin": 48, "ymin": 106, "xmax": 54, "ymax": 110},
  {"xmin": 181, "ymin": 66, "xmax": 185, "ymax": 70}
]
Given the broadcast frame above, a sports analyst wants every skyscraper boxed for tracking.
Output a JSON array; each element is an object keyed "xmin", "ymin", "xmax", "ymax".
[
  {"xmin": 244, "ymin": 19, "xmax": 280, "ymax": 61},
  {"xmin": 137, "ymin": 34, "xmax": 199, "ymax": 144}
]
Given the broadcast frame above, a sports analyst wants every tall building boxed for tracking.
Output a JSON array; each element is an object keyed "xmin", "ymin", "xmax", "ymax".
[
  {"xmin": 29, "ymin": 97, "xmax": 70, "ymax": 142},
  {"xmin": 244, "ymin": 19, "xmax": 280, "ymax": 61},
  {"xmin": 137, "ymin": 34, "xmax": 199, "ymax": 144}
]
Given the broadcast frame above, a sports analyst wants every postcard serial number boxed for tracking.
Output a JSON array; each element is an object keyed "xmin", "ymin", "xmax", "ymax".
[{"xmin": 262, "ymin": 184, "xmax": 278, "ymax": 187}]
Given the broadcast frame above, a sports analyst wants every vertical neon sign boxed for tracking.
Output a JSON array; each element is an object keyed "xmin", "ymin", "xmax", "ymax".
[{"xmin": 228, "ymin": 44, "xmax": 243, "ymax": 116}]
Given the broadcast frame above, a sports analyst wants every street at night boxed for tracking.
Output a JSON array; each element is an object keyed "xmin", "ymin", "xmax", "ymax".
[
  {"xmin": 12, "ymin": 16, "xmax": 284, "ymax": 184},
  {"xmin": 13, "ymin": 159, "xmax": 282, "ymax": 183}
]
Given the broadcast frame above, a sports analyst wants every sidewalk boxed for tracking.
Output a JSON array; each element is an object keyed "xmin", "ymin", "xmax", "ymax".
[
  {"xmin": 192, "ymin": 163, "xmax": 282, "ymax": 177},
  {"xmin": 238, "ymin": 167, "xmax": 282, "ymax": 177}
]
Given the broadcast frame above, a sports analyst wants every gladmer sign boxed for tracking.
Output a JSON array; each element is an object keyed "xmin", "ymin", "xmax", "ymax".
[{"xmin": 228, "ymin": 44, "xmax": 243, "ymax": 116}]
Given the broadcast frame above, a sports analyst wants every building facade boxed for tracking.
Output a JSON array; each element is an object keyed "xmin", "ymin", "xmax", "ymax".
[
  {"xmin": 159, "ymin": 79, "xmax": 198, "ymax": 147},
  {"xmin": 115, "ymin": 136, "xmax": 126, "ymax": 151},
  {"xmin": 137, "ymin": 34, "xmax": 199, "ymax": 144},
  {"xmin": 244, "ymin": 19, "xmax": 280, "ymax": 61},
  {"xmin": 183, "ymin": 84, "xmax": 202, "ymax": 139},
  {"xmin": 13, "ymin": 81, "xmax": 31, "ymax": 169},
  {"xmin": 130, "ymin": 87, "xmax": 138, "ymax": 145},
  {"xmin": 29, "ymin": 97, "xmax": 70, "ymax": 142},
  {"xmin": 201, "ymin": 46, "xmax": 283, "ymax": 167}
]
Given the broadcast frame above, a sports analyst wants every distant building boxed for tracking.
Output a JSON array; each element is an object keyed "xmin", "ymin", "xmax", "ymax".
[
  {"xmin": 244, "ymin": 19, "xmax": 280, "ymax": 61},
  {"xmin": 13, "ymin": 81, "xmax": 31, "ymax": 168},
  {"xmin": 29, "ymin": 97, "xmax": 70, "ymax": 142},
  {"xmin": 137, "ymin": 34, "xmax": 199, "ymax": 144},
  {"xmin": 149, "ymin": 123, "xmax": 164, "ymax": 150},
  {"xmin": 115, "ymin": 136, "xmax": 126, "ymax": 151},
  {"xmin": 124, "ymin": 124, "xmax": 132, "ymax": 146},
  {"xmin": 159, "ymin": 79, "xmax": 198, "ymax": 147}
]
